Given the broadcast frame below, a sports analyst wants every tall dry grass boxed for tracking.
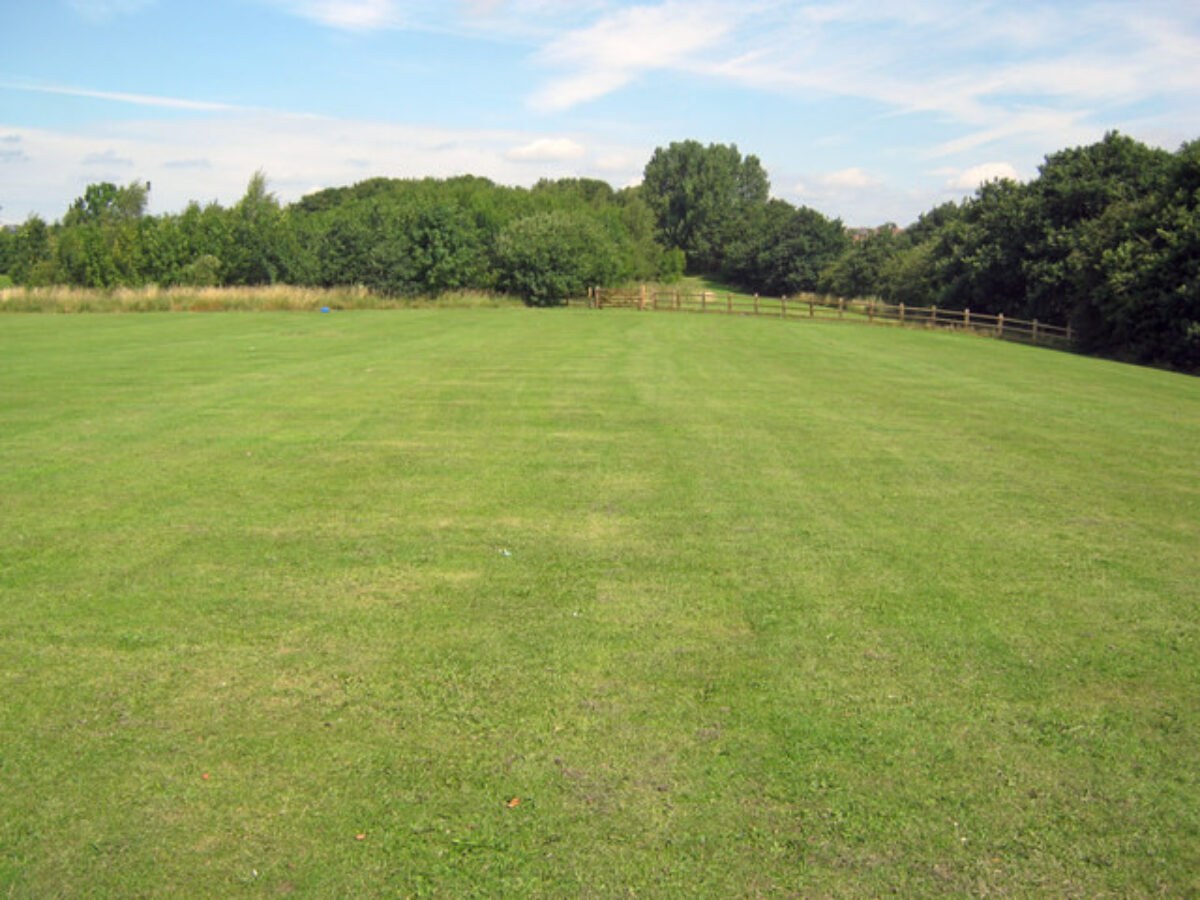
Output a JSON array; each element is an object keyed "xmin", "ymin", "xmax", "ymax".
[{"xmin": 0, "ymin": 284, "xmax": 523, "ymax": 313}]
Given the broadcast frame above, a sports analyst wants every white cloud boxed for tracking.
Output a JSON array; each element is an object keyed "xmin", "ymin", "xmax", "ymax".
[
  {"xmin": 794, "ymin": 167, "xmax": 880, "ymax": 198},
  {"xmin": 528, "ymin": 1, "xmax": 733, "ymax": 111},
  {"xmin": 944, "ymin": 162, "xmax": 1020, "ymax": 191},
  {"xmin": 0, "ymin": 116, "xmax": 650, "ymax": 224},
  {"xmin": 791, "ymin": 167, "xmax": 893, "ymax": 223},
  {"xmin": 818, "ymin": 168, "xmax": 881, "ymax": 189},
  {"xmin": 269, "ymin": 0, "xmax": 403, "ymax": 31},
  {"xmin": 305, "ymin": 0, "xmax": 398, "ymax": 30},
  {"xmin": 593, "ymin": 152, "xmax": 639, "ymax": 172},
  {"xmin": 685, "ymin": 0, "xmax": 1200, "ymax": 162},
  {"xmin": 506, "ymin": 138, "xmax": 586, "ymax": 162}
]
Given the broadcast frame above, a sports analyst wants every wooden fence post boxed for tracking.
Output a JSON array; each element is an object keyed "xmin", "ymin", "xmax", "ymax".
[
  {"xmin": 754, "ymin": 293, "xmax": 759, "ymax": 315},
  {"xmin": 838, "ymin": 297, "xmax": 844, "ymax": 319},
  {"xmin": 899, "ymin": 302, "xmax": 905, "ymax": 323},
  {"xmin": 808, "ymin": 297, "xmax": 814, "ymax": 318},
  {"xmin": 1066, "ymin": 323, "xmax": 1073, "ymax": 343},
  {"xmin": 868, "ymin": 300, "xmax": 875, "ymax": 323},
  {"xmin": 1032, "ymin": 319, "xmax": 1040, "ymax": 344},
  {"xmin": 931, "ymin": 305, "xmax": 938, "ymax": 327},
  {"xmin": 727, "ymin": 293, "xmax": 732, "ymax": 314},
  {"xmin": 675, "ymin": 290, "xmax": 680, "ymax": 310},
  {"xmin": 701, "ymin": 291, "xmax": 707, "ymax": 312},
  {"xmin": 781, "ymin": 296, "xmax": 787, "ymax": 318},
  {"xmin": 997, "ymin": 312, "xmax": 1004, "ymax": 337},
  {"xmin": 964, "ymin": 308, "xmax": 971, "ymax": 330},
  {"xmin": 638, "ymin": 284, "xmax": 646, "ymax": 311}
]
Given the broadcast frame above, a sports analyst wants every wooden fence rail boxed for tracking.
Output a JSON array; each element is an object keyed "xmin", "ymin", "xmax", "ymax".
[{"xmin": 582, "ymin": 287, "xmax": 1073, "ymax": 348}]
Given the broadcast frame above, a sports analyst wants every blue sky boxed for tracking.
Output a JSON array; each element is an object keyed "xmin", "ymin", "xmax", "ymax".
[{"xmin": 3, "ymin": 0, "xmax": 1199, "ymax": 226}]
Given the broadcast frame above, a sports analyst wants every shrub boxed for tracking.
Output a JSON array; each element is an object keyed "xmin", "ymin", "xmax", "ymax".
[{"xmin": 493, "ymin": 211, "xmax": 624, "ymax": 306}]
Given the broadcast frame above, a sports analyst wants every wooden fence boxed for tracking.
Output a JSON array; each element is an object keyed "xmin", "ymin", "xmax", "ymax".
[{"xmin": 583, "ymin": 286, "xmax": 1073, "ymax": 348}]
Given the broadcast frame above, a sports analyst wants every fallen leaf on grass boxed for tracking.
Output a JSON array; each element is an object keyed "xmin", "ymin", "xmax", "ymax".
[
  {"xmin": 506, "ymin": 797, "xmax": 520, "ymax": 808},
  {"xmin": 355, "ymin": 833, "xmax": 366, "ymax": 841}
]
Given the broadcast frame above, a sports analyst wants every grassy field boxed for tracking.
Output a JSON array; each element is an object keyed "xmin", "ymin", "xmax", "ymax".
[{"xmin": 1, "ymin": 308, "xmax": 1197, "ymax": 897}]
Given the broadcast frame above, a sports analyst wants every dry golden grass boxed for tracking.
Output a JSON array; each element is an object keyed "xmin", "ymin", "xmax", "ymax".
[{"xmin": 0, "ymin": 284, "xmax": 521, "ymax": 313}]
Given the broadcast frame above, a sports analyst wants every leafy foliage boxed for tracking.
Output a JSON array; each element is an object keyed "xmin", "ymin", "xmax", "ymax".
[
  {"xmin": 815, "ymin": 131, "xmax": 1200, "ymax": 371},
  {"xmin": 641, "ymin": 140, "xmax": 770, "ymax": 274},
  {"xmin": 3, "ymin": 131, "xmax": 1197, "ymax": 369},
  {"xmin": 722, "ymin": 200, "xmax": 849, "ymax": 296},
  {"xmin": 494, "ymin": 210, "xmax": 626, "ymax": 306}
]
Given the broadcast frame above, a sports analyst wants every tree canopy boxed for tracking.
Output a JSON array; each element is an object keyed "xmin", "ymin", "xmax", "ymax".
[
  {"xmin": 2, "ymin": 131, "xmax": 1197, "ymax": 370},
  {"xmin": 814, "ymin": 131, "xmax": 1199, "ymax": 370},
  {"xmin": 641, "ymin": 140, "xmax": 771, "ymax": 274}
]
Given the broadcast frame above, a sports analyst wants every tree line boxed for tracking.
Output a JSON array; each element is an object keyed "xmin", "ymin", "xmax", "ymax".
[
  {"xmin": 0, "ymin": 141, "xmax": 854, "ymax": 306},
  {"xmin": 639, "ymin": 134, "xmax": 1199, "ymax": 371},
  {"xmin": 0, "ymin": 173, "xmax": 685, "ymax": 306},
  {"xmin": 1, "ymin": 132, "xmax": 1196, "ymax": 370},
  {"xmin": 815, "ymin": 133, "xmax": 1200, "ymax": 371}
]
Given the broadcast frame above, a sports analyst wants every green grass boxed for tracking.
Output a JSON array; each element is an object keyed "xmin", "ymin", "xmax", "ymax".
[{"xmin": 1, "ymin": 308, "xmax": 1197, "ymax": 897}]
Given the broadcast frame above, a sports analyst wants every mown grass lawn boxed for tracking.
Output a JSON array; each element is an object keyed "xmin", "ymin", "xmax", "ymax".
[{"xmin": 1, "ymin": 308, "xmax": 1197, "ymax": 897}]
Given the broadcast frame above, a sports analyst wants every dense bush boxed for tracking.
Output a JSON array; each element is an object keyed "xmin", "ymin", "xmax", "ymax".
[{"xmin": 494, "ymin": 211, "xmax": 626, "ymax": 306}]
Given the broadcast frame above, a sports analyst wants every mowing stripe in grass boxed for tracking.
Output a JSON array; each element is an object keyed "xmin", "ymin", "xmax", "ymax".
[{"xmin": 1, "ymin": 310, "xmax": 1197, "ymax": 896}]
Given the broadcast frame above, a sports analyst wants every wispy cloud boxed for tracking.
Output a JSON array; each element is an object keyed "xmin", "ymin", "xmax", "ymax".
[
  {"xmin": 2, "ymin": 81, "xmax": 248, "ymax": 113},
  {"xmin": 5, "ymin": 0, "xmax": 1198, "ymax": 227},
  {"xmin": 563, "ymin": 0, "xmax": 1200, "ymax": 157},
  {"xmin": 928, "ymin": 109, "xmax": 1095, "ymax": 159},
  {"xmin": 528, "ymin": 1, "xmax": 734, "ymax": 111},
  {"xmin": 277, "ymin": 0, "xmax": 403, "ymax": 31}
]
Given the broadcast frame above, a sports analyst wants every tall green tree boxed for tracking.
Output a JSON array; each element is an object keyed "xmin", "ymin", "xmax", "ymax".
[
  {"xmin": 1022, "ymin": 131, "xmax": 1176, "ymax": 324},
  {"xmin": 10, "ymin": 215, "xmax": 55, "ymax": 285},
  {"xmin": 224, "ymin": 171, "xmax": 283, "ymax": 285},
  {"xmin": 642, "ymin": 140, "xmax": 769, "ymax": 273},
  {"xmin": 724, "ymin": 199, "xmax": 848, "ymax": 295},
  {"xmin": 1071, "ymin": 139, "xmax": 1200, "ymax": 367},
  {"xmin": 62, "ymin": 181, "xmax": 148, "ymax": 227},
  {"xmin": 616, "ymin": 187, "xmax": 684, "ymax": 283},
  {"xmin": 56, "ymin": 180, "xmax": 150, "ymax": 287},
  {"xmin": 0, "ymin": 223, "xmax": 16, "ymax": 281}
]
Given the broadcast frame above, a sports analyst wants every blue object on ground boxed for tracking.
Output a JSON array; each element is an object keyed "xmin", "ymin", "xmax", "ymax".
[{"xmin": 320, "ymin": 306, "xmax": 331, "ymax": 313}]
